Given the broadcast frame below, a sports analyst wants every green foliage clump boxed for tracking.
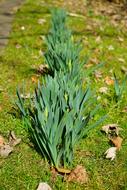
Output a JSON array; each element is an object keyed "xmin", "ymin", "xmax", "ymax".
[
  {"xmin": 114, "ymin": 73, "xmax": 127, "ymax": 102},
  {"xmin": 44, "ymin": 9, "xmax": 82, "ymax": 80},
  {"xmin": 17, "ymin": 72, "xmax": 98, "ymax": 168},
  {"xmin": 16, "ymin": 9, "xmax": 103, "ymax": 169}
]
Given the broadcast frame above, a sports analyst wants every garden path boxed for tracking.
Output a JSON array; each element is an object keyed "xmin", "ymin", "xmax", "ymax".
[{"xmin": 0, "ymin": 0, "xmax": 24, "ymax": 52}]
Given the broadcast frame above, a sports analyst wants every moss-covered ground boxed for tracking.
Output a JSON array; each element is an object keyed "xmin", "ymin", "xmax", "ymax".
[{"xmin": 0, "ymin": 0, "xmax": 127, "ymax": 189}]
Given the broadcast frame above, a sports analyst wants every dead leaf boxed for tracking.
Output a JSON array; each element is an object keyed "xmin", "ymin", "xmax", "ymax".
[
  {"xmin": 20, "ymin": 93, "xmax": 31, "ymax": 99},
  {"xmin": 105, "ymin": 147, "xmax": 117, "ymax": 161},
  {"xmin": 0, "ymin": 131, "xmax": 21, "ymax": 157},
  {"xmin": 110, "ymin": 136, "xmax": 123, "ymax": 150},
  {"xmin": 0, "ymin": 144, "xmax": 13, "ymax": 157},
  {"xmin": 66, "ymin": 165, "xmax": 88, "ymax": 184},
  {"xmin": 101, "ymin": 124, "xmax": 122, "ymax": 136},
  {"xmin": 9, "ymin": 131, "xmax": 21, "ymax": 147},
  {"xmin": 121, "ymin": 66, "xmax": 127, "ymax": 74},
  {"xmin": 0, "ymin": 135, "xmax": 5, "ymax": 147},
  {"xmin": 12, "ymin": 6, "xmax": 19, "ymax": 13},
  {"xmin": 95, "ymin": 36, "xmax": 101, "ymax": 43},
  {"xmin": 15, "ymin": 44, "xmax": 22, "ymax": 49},
  {"xmin": 122, "ymin": 106, "xmax": 127, "ymax": 113},
  {"xmin": 99, "ymin": 87, "xmax": 108, "ymax": 94},
  {"xmin": 50, "ymin": 168, "xmax": 57, "ymax": 183},
  {"xmin": 38, "ymin": 18, "xmax": 46, "ymax": 25},
  {"xmin": 94, "ymin": 71, "xmax": 103, "ymax": 79},
  {"xmin": 94, "ymin": 48, "xmax": 101, "ymax": 54},
  {"xmin": 31, "ymin": 76, "xmax": 38, "ymax": 83},
  {"xmin": 56, "ymin": 167, "xmax": 71, "ymax": 174},
  {"xmin": 112, "ymin": 14, "xmax": 121, "ymax": 21},
  {"xmin": 40, "ymin": 35, "xmax": 45, "ymax": 41},
  {"xmin": 84, "ymin": 63, "xmax": 93, "ymax": 68},
  {"xmin": 68, "ymin": 12, "xmax": 85, "ymax": 19},
  {"xmin": 118, "ymin": 37, "xmax": 124, "ymax": 42},
  {"xmin": 90, "ymin": 57, "xmax": 99, "ymax": 65},
  {"xmin": 36, "ymin": 182, "xmax": 52, "ymax": 190},
  {"xmin": 37, "ymin": 64, "xmax": 49, "ymax": 74},
  {"xmin": 105, "ymin": 76, "xmax": 114, "ymax": 85},
  {"xmin": 39, "ymin": 50, "xmax": 44, "ymax": 56},
  {"xmin": 118, "ymin": 58, "xmax": 125, "ymax": 63}
]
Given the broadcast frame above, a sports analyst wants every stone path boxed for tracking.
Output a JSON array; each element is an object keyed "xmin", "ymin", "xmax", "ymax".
[{"xmin": 0, "ymin": 0, "xmax": 24, "ymax": 52}]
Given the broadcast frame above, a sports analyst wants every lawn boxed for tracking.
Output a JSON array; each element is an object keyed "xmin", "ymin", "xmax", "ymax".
[{"xmin": 0, "ymin": 0, "xmax": 127, "ymax": 189}]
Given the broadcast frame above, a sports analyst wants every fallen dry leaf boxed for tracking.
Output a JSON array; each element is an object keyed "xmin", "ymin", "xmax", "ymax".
[
  {"xmin": 99, "ymin": 87, "xmax": 108, "ymax": 94},
  {"xmin": 36, "ymin": 182, "xmax": 52, "ymax": 190},
  {"xmin": 31, "ymin": 76, "xmax": 38, "ymax": 83},
  {"xmin": 68, "ymin": 12, "xmax": 85, "ymax": 19},
  {"xmin": 38, "ymin": 18, "xmax": 46, "ymax": 25},
  {"xmin": 50, "ymin": 168, "xmax": 57, "ymax": 183},
  {"xmin": 56, "ymin": 167, "xmax": 71, "ymax": 174},
  {"xmin": 112, "ymin": 14, "xmax": 121, "ymax": 21},
  {"xmin": 12, "ymin": 6, "xmax": 19, "ymax": 13},
  {"xmin": 0, "ymin": 144, "xmax": 13, "ymax": 157},
  {"xmin": 66, "ymin": 165, "xmax": 88, "ymax": 184},
  {"xmin": 15, "ymin": 44, "xmax": 22, "ymax": 49},
  {"xmin": 105, "ymin": 76, "xmax": 114, "ymax": 85},
  {"xmin": 39, "ymin": 50, "xmax": 44, "ymax": 56},
  {"xmin": 20, "ymin": 93, "xmax": 31, "ymax": 99},
  {"xmin": 94, "ymin": 71, "xmax": 103, "ymax": 79},
  {"xmin": 118, "ymin": 58, "xmax": 125, "ymax": 63},
  {"xmin": 0, "ymin": 135, "xmax": 5, "ymax": 147},
  {"xmin": 122, "ymin": 106, "xmax": 127, "ymax": 113},
  {"xmin": 121, "ymin": 66, "xmax": 127, "ymax": 74},
  {"xmin": 105, "ymin": 147, "xmax": 117, "ymax": 161},
  {"xmin": 90, "ymin": 57, "xmax": 99, "ymax": 65},
  {"xmin": 0, "ymin": 131, "xmax": 21, "ymax": 157},
  {"xmin": 9, "ymin": 131, "xmax": 21, "ymax": 147},
  {"xmin": 86, "ymin": 25, "xmax": 93, "ymax": 31},
  {"xmin": 101, "ymin": 124, "xmax": 122, "ymax": 136},
  {"xmin": 118, "ymin": 37, "xmax": 124, "ymax": 42},
  {"xmin": 37, "ymin": 64, "xmax": 49, "ymax": 74},
  {"xmin": 40, "ymin": 35, "xmax": 45, "ymax": 41},
  {"xmin": 95, "ymin": 36, "xmax": 101, "ymax": 43},
  {"xmin": 94, "ymin": 48, "xmax": 101, "ymax": 54},
  {"xmin": 110, "ymin": 136, "xmax": 123, "ymax": 150},
  {"xmin": 84, "ymin": 63, "xmax": 93, "ymax": 68}
]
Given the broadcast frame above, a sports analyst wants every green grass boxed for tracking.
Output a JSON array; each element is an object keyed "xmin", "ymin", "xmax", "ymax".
[{"xmin": 0, "ymin": 0, "xmax": 127, "ymax": 189}]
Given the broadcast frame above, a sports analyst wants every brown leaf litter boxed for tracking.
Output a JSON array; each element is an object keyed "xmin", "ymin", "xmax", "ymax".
[
  {"xmin": 99, "ymin": 87, "xmax": 108, "ymax": 94},
  {"xmin": 101, "ymin": 124, "xmax": 123, "ymax": 160},
  {"xmin": 36, "ymin": 182, "xmax": 52, "ymax": 190},
  {"xmin": 110, "ymin": 136, "xmax": 123, "ymax": 150},
  {"xmin": 104, "ymin": 76, "xmax": 114, "ymax": 85},
  {"xmin": 101, "ymin": 124, "xmax": 122, "ymax": 136},
  {"xmin": 104, "ymin": 147, "xmax": 117, "ymax": 161},
  {"xmin": 0, "ymin": 131, "xmax": 21, "ymax": 158},
  {"xmin": 37, "ymin": 64, "xmax": 49, "ymax": 75},
  {"xmin": 65, "ymin": 165, "xmax": 88, "ymax": 184},
  {"xmin": 0, "ymin": 135, "xmax": 5, "ymax": 147},
  {"xmin": 51, "ymin": 165, "xmax": 88, "ymax": 184}
]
